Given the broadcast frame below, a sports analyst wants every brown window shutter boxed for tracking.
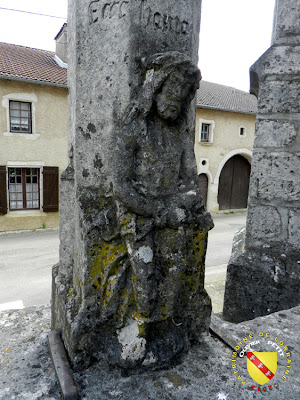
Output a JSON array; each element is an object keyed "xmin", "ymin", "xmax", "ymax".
[
  {"xmin": 43, "ymin": 167, "xmax": 59, "ymax": 212},
  {"xmin": 0, "ymin": 166, "xmax": 7, "ymax": 215}
]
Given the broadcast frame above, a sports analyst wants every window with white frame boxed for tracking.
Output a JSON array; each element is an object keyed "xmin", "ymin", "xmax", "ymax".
[
  {"xmin": 9, "ymin": 101, "xmax": 32, "ymax": 133},
  {"xmin": 239, "ymin": 126, "xmax": 247, "ymax": 137},
  {"xmin": 8, "ymin": 168, "xmax": 40, "ymax": 210},
  {"xmin": 2, "ymin": 93, "xmax": 39, "ymax": 138},
  {"xmin": 199, "ymin": 118, "xmax": 215, "ymax": 143},
  {"xmin": 201, "ymin": 123, "xmax": 210, "ymax": 142}
]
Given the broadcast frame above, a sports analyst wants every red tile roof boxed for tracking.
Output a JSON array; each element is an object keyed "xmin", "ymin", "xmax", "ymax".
[{"xmin": 0, "ymin": 42, "xmax": 67, "ymax": 87}]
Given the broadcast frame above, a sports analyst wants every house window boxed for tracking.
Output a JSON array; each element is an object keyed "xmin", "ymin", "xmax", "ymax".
[
  {"xmin": 201, "ymin": 123, "xmax": 210, "ymax": 142},
  {"xmin": 8, "ymin": 168, "xmax": 40, "ymax": 210},
  {"xmin": 0, "ymin": 166, "xmax": 59, "ymax": 215},
  {"xmin": 239, "ymin": 126, "xmax": 246, "ymax": 137},
  {"xmin": 9, "ymin": 101, "xmax": 32, "ymax": 133},
  {"xmin": 2, "ymin": 93, "xmax": 39, "ymax": 138},
  {"xmin": 199, "ymin": 118, "xmax": 215, "ymax": 143}
]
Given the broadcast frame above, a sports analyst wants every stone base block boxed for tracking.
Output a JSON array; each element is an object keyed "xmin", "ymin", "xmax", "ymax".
[
  {"xmin": 52, "ymin": 261, "xmax": 212, "ymax": 373},
  {"xmin": 223, "ymin": 229, "xmax": 300, "ymax": 323}
]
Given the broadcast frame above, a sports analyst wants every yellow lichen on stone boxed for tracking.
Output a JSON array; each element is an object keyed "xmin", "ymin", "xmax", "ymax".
[
  {"xmin": 138, "ymin": 322, "xmax": 146, "ymax": 337},
  {"xmin": 117, "ymin": 290, "xmax": 137, "ymax": 325},
  {"xmin": 67, "ymin": 287, "xmax": 74, "ymax": 298},
  {"xmin": 120, "ymin": 213, "xmax": 135, "ymax": 235},
  {"xmin": 102, "ymin": 274, "xmax": 118, "ymax": 305},
  {"xmin": 134, "ymin": 312, "xmax": 141, "ymax": 320},
  {"xmin": 121, "ymin": 216, "xmax": 131, "ymax": 226},
  {"xmin": 191, "ymin": 231, "xmax": 207, "ymax": 266},
  {"xmin": 165, "ymin": 373, "xmax": 186, "ymax": 388},
  {"xmin": 160, "ymin": 303, "xmax": 169, "ymax": 319},
  {"xmin": 98, "ymin": 197, "xmax": 106, "ymax": 209},
  {"xmin": 89, "ymin": 242, "xmax": 127, "ymax": 291}
]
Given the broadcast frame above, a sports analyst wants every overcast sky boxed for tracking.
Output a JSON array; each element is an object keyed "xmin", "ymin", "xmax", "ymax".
[
  {"xmin": 0, "ymin": 0, "xmax": 275, "ymax": 92},
  {"xmin": 199, "ymin": 0, "xmax": 276, "ymax": 91}
]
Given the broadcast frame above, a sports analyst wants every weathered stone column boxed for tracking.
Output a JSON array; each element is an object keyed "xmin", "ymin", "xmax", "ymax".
[
  {"xmin": 52, "ymin": 0, "xmax": 213, "ymax": 372},
  {"xmin": 223, "ymin": 0, "xmax": 300, "ymax": 323}
]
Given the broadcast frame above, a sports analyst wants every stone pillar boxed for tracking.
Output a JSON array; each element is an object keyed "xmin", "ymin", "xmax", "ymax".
[
  {"xmin": 223, "ymin": 0, "xmax": 300, "ymax": 323},
  {"xmin": 52, "ymin": 0, "xmax": 213, "ymax": 372}
]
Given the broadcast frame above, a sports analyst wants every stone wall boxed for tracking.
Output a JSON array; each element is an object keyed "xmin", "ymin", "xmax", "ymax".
[{"xmin": 223, "ymin": 0, "xmax": 300, "ymax": 323}]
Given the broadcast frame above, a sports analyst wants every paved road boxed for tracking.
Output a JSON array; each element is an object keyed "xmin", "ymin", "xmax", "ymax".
[
  {"xmin": 206, "ymin": 212, "xmax": 246, "ymax": 269},
  {"xmin": 205, "ymin": 212, "xmax": 246, "ymax": 313},
  {"xmin": 0, "ymin": 229, "xmax": 59, "ymax": 310},
  {"xmin": 0, "ymin": 213, "xmax": 246, "ymax": 312}
]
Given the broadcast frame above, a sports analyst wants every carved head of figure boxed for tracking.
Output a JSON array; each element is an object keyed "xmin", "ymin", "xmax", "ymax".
[{"xmin": 141, "ymin": 52, "xmax": 201, "ymax": 121}]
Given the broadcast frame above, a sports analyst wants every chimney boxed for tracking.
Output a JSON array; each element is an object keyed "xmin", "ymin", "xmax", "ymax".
[{"xmin": 54, "ymin": 23, "xmax": 68, "ymax": 64}]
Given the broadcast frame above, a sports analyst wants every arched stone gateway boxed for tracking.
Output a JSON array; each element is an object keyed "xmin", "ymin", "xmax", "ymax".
[{"xmin": 218, "ymin": 155, "xmax": 251, "ymax": 210}]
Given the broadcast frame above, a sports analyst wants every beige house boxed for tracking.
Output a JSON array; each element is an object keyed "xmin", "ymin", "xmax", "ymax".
[
  {"xmin": 194, "ymin": 80, "xmax": 257, "ymax": 213},
  {"xmin": 0, "ymin": 33, "xmax": 68, "ymax": 232}
]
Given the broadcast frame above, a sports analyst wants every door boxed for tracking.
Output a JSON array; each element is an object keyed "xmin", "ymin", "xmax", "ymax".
[
  {"xmin": 198, "ymin": 173, "xmax": 208, "ymax": 207},
  {"xmin": 218, "ymin": 155, "xmax": 251, "ymax": 210}
]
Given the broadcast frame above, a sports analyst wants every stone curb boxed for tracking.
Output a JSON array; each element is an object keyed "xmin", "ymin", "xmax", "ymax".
[{"xmin": 0, "ymin": 227, "xmax": 58, "ymax": 236}]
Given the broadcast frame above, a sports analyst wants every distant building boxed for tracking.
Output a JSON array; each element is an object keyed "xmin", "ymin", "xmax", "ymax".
[
  {"xmin": 0, "ymin": 26, "xmax": 68, "ymax": 232},
  {"xmin": 194, "ymin": 80, "xmax": 257, "ymax": 213}
]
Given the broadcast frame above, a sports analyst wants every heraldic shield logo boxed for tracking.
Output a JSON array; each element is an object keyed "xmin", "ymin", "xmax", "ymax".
[{"xmin": 247, "ymin": 352, "xmax": 278, "ymax": 385}]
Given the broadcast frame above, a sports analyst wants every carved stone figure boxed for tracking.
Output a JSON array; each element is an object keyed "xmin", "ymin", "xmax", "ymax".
[
  {"xmin": 82, "ymin": 52, "xmax": 213, "ymax": 371},
  {"xmin": 113, "ymin": 51, "xmax": 213, "ymax": 326}
]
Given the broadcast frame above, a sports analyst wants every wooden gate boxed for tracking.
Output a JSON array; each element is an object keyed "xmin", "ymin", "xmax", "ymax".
[
  {"xmin": 218, "ymin": 155, "xmax": 251, "ymax": 210},
  {"xmin": 198, "ymin": 173, "xmax": 208, "ymax": 207}
]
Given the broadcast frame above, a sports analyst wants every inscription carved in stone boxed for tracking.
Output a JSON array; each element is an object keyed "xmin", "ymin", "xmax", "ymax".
[
  {"xmin": 89, "ymin": 0, "xmax": 129, "ymax": 24},
  {"xmin": 142, "ymin": 7, "xmax": 189, "ymax": 34},
  {"xmin": 89, "ymin": 2, "xmax": 189, "ymax": 34}
]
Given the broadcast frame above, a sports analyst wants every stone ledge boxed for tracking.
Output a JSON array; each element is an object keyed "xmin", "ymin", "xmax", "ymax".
[{"xmin": 1, "ymin": 305, "xmax": 300, "ymax": 399}]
